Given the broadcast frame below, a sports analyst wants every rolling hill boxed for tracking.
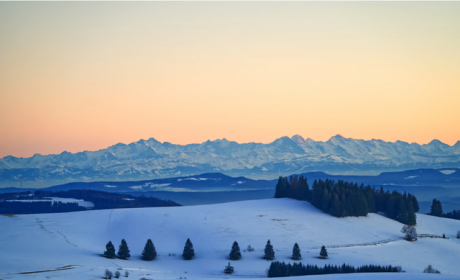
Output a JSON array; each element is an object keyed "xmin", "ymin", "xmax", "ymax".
[{"xmin": 1, "ymin": 198, "xmax": 459, "ymax": 280}]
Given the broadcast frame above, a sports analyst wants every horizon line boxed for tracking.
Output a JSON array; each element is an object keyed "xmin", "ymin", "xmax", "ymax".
[{"xmin": 2, "ymin": 134, "xmax": 459, "ymax": 159}]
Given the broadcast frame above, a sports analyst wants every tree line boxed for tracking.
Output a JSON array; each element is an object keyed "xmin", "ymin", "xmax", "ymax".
[
  {"xmin": 430, "ymin": 198, "xmax": 460, "ymax": 221},
  {"xmin": 268, "ymin": 262, "xmax": 401, "ymax": 278},
  {"xmin": 103, "ymin": 239, "xmax": 331, "ymax": 262},
  {"xmin": 0, "ymin": 189, "xmax": 180, "ymax": 214},
  {"xmin": 444, "ymin": 210, "xmax": 460, "ymax": 220},
  {"xmin": 0, "ymin": 201, "xmax": 86, "ymax": 214},
  {"xmin": 104, "ymin": 239, "xmax": 240, "ymax": 261},
  {"xmin": 274, "ymin": 176, "xmax": 419, "ymax": 225}
]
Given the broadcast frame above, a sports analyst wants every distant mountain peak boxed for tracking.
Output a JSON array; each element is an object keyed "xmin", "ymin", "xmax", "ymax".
[
  {"xmin": 428, "ymin": 139, "xmax": 447, "ymax": 146},
  {"xmin": 291, "ymin": 134, "xmax": 306, "ymax": 143},
  {"xmin": 1, "ymin": 134, "xmax": 459, "ymax": 188},
  {"xmin": 328, "ymin": 134, "xmax": 346, "ymax": 142}
]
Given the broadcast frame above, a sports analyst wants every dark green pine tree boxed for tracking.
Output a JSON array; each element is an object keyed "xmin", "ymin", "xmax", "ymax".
[
  {"xmin": 229, "ymin": 241, "xmax": 242, "ymax": 260},
  {"xmin": 117, "ymin": 239, "xmax": 131, "ymax": 259},
  {"xmin": 141, "ymin": 239, "xmax": 157, "ymax": 261},
  {"xmin": 103, "ymin": 241, "xmax": 116, "ymax": 259},
  {"xmin": 224, "ymin": 262, "xmax": 234, "ymax": 274},
  {"xmin": 405, "ymin": 200, "xmax": 417, "ymax": 226},
  {"xmin": 291, "ymin": 243, "xmax": 301, "ymax": 260},
  {"xmin": 430, "ymin": 199, "xmax": 443, "ymax": 217},
  {"xmin": 319, "ymin": 245, "xmax": 328, "ymax": 258},
  {"xmin": 396, "ymin": 199, "xmax": 408, "ymax": 224},
  {"xmin": 274, "ymin": 176, "xmax": 289, "ymax": 198},
  {"xmin": 410, "ymin": 193, "xmax": 420, "ymax": 212},
  {"xmin": 298, "ymin": 176, "xmax": 310, "ymax": 201},
  {"xmin": 182, "ymin": 238, "xmax": 195, "ymax": 260},
  {"xmin": 263, "ymin": 240, "xmax": 275, "ymax": 260},
  {"xmin": 330, "ymin": 195, "xmax": 343, "ymax": 217}
]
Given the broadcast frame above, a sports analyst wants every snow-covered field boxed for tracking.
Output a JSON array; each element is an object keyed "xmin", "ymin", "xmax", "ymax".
[{"xmin": 1, "ymin": 198, "xmax": 459, "ymax": 280}]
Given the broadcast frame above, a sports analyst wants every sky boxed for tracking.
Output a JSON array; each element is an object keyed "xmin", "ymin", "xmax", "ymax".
[{"xmin": 1, "ymin": 2, "xmax": 459, "ymax": 158}]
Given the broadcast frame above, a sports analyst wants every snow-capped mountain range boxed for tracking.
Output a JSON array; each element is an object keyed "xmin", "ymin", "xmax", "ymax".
[{"xmin": 1, "ymin": 135, "xmax": 459, "ymax": 188}]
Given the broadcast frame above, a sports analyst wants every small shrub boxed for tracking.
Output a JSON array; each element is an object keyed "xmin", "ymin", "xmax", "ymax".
[
  {"xmin": 224, "ymin": 262, "xmax": 234, "ymax": 274},
  {"xmin": 457, "ymin": 231, "xmax": 460, "ymax": 239},
  {"xmin": 114, "ymin": 271, "xmax": 121, "ymax": 278},
  {"xmin": 124, "ymin": 270, "xmax": 129, "ymax": 277},
  {"xmin": 104, "ymin": 269, "xmax": 113, "ymax": 279},
  {"xmin": 423, "ymin": 265, "xmax": 441, "ymax": 274},
  {"xmin": 319, "ymin": 245, "xmax": 328, "ymax": 259},
  {"xmin": 247, "ymin": 245, "xmax": 254, "ymax": 252}
]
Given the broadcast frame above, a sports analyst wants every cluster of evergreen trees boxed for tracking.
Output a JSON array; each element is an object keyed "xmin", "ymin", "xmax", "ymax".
[
  {"xmin": 274, "ymin": 176, "xmax": 419, "ymax": 225},
  {"xmin": 104, "ymin": 240, "xmax": 131, "ymax": 260},
  {"xmin": 444, "ymin": 209, "xmax": 460, "ymax": 220},
  {"xmin": 0, "ymin": 190, "xmax": 180, "ymax": 215},
  {"xmin": 429, "ymin": 199, "xmax": 460, "ymax": 221},
  {"xmin": 0, "ymin": 201, "xmax": 86, "ymax": 214},
  {"xmin": 103, "ymin": 239, "xmax": 244, "ymax": 261},
  {"xmin": 268, "ymin": 262, "xmax": 401, "ymax": 277}
]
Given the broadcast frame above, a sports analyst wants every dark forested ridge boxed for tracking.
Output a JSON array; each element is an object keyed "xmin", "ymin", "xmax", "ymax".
[
  {"xmin": 444, "ymin": 210, "xmax": 460, "ymax": 220},
  {"xmin": 274, "ymin": 176, "xmax": 418, "ymax": 225},
  {"xmin": 0, "ymin": 200, "xmax": 87, "ymax": 214},
  {"xmin": 0, "ymin": 190, "xmax": 180, "ymax": 215},
  {"xmin": 268, "ymin": 262, "xmax": 401, "ymax": 278}
]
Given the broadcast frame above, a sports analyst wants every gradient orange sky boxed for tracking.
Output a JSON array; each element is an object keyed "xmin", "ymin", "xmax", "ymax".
[{"xmin": 1, "ymin": 2, "xmax": 460, "ymax": 158}]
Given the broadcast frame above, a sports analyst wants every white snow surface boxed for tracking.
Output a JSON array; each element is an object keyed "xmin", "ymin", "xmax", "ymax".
[
  {"xmin": 6, "ymin": 197, "xmax": 94, "ymax": 208},
  {"xmin": 0, "ymin": 198, "xmax": 459, "ymax": 280},
  {"xmin": 439, "ymin": 170, "xmax": 456, "ymax": 175}
]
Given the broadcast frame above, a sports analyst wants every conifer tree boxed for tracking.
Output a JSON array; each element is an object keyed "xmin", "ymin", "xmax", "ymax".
[
  {"xmin": 263, "ymin": 240, "xmax": 275, "ymax": 260},
  {"xmin": 319, "ymin": 245, "xmax": 328, "ymax": 258},
  {"xmin": 405, "ymin": 200, "xmax": 417, "ymax": 226},
  {"xmin": 182, "ymin": 238, "xmax": 195, "ymax": 260},
  {"xmin": 274, "ymin": 177, "xmax": 289, "ymax": 198},
  {"xmin": 291, "ymin": 243, "xmax": 301, "ymax": 260},
  {"xmin": 224, "ymin": 262, "xmax": 234, "ymax": 274},
  {"xmin": 117, "ymin": 239, "xmax": 131, "ymax": 259},
  {"xmin": 104, "ymin": 241, "xmax": 116, "ymax": 259},
  {"xmin": 141, "ymin": 239, "xmax": 157, "ymax": 261},
  {"xmin": 229, "ymin": 241, "xmax": 241, "ymax": 260},
  {"xmin": 430, "ymin": 199, "xmax": 443, "ymax": 217}
]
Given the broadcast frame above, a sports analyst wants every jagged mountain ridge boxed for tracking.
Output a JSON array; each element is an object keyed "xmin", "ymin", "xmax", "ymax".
[{"xmin": 1, "ymin": 135, "xmax": 459, "ymax": 187}]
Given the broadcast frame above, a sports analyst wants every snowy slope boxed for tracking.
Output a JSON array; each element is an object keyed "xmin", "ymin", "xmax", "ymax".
[{"xmin": 1, "ymin": 199, "xmax": 459, "ymax": 280}]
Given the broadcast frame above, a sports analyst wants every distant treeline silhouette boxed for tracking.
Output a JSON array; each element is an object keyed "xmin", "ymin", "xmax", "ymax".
[
  {"xmin": 0, "ymin": 200, "xmax": 85, "ymax": 214},
  {"xmin": 274, "ymin": 176, "xmax": 418, "ymax": 225},
  {"xmin": 0, "ymin": 190, "xmax": 180, "ymax": 214},
  {"xmin": 444, "ymin": 210, "xmax": 460, "ymax": 220},
  {"xmin": 268, "ymin": 262, "xmax": 401, "ymax": 277}
]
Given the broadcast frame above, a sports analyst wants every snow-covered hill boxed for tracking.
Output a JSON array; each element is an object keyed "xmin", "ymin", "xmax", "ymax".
[
  {"xmin": 1, "ymin": 135, "xmax": 460, "ymax": 187},
  {"xmin": 1, "ymin": 199, "xmax": 459, "ymax": 280}
]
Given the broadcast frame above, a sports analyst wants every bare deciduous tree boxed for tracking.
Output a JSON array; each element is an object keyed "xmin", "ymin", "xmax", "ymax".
[{"xmin": 401, "ymin": 225, "xmax": 417, "ymax": 241}]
